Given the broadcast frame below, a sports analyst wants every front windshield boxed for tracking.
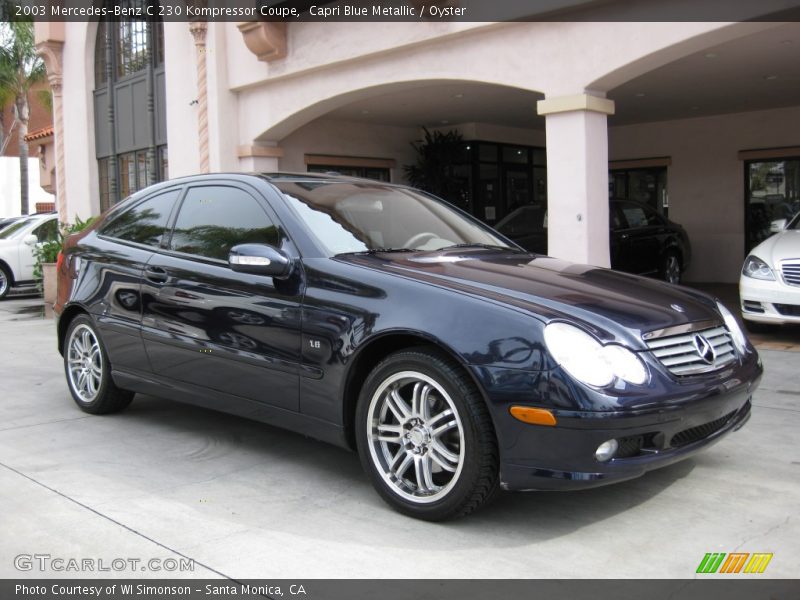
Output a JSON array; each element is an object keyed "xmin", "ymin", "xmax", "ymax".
[
  {"xmin": 274, "ymin": 181, "xmax": 512, "ymax": 256},
  {"xmin": 0, "ymin": 217, "xmax": 35, "ymax": 239},
  {"xmin": 788, "ymin": 212, "xmax": 800, "ymax": 230}
]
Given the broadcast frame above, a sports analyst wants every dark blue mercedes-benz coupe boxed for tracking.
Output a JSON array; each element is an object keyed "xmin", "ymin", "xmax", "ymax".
[{"xmin": 55, "ymin": 173, "xmax": 762, "ymax": 520}]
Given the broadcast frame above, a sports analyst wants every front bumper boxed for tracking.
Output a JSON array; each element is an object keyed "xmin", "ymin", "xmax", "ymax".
[
  {"xmin": 477, "ymin": 350, "xmax": 762, "ymax": 492},
  {"xmin": 500, "ymin": 394, "xmax": 752, "ymax": 491},
  {"xmin": 739, "ymin": 275, "xmax": 800, "ymax": 324}
]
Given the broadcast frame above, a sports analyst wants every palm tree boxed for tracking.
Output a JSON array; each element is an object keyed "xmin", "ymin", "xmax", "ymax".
[{"xmin": 0, "ymin": 20, "xmax": 47, "ymax": 215}]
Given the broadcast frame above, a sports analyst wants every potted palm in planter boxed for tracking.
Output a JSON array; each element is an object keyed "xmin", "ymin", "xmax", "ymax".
[
  {"xmin": 34, "ymin": 216, "xmax": 96, "ymax": 306},
  {"xmin": 33, "ymin": 237, "xmax": 61, "ymax": 305}
]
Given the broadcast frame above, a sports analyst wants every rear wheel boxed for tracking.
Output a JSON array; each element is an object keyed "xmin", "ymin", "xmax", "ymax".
[
  {"xmin": 0, "ymin": 264, "xmax": 11, "ymax": 299},
  {"xmin": 661, "ymin": 251, "xmax": 682, "ymax": 284},
  {"xmin": 64, "ymin": 315, "xmax": 134, "ymax": 414},
  {"xmin": 356, "ymin": 349, "xmax": 499, "ymax": 521}
]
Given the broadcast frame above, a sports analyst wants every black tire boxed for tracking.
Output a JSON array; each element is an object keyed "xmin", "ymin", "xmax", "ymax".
[
  {"xmin": 63, "ymin": 315, "xmax": 134, "ymax": 414},
  {"xmin": 660, "ymin": 251, "xmax": 682, "ymax": 284},
  {"xmin": 0, "ymin": 263, "xmax": 11, "ymax": 300},
  {"xmin": 355, "ymin": 348, "xmax": 499, "ymax": 521}
]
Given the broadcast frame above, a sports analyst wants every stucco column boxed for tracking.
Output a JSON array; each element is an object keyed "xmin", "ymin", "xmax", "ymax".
[
  {"xmin": 237, "ymin": 144, "xmax": 283, "ymax": 172},
  {"xmin": 189, "ymin": 21, "xmax": 210, "ymax": 173},
  {"xmin": 35, "ymin": 36, "xmax": 67, "ymax": 223},
  {"xmin": 537, "ymin": 94, "xmax": 614, "ymax": 267}
]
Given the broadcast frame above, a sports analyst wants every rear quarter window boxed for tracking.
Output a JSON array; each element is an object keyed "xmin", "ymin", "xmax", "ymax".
[{"xmin": 99, "ymin": 189, "xmax": 180, "ymax": 247}]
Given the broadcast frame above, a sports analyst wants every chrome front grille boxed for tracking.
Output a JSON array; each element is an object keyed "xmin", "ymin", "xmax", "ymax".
[
  {"xmin": 645, "ymin": 325, "xmax": 736, "ymax": 377},
  {"xmin": 781, "ymin": 261, "xmax": 800, "ymax": 286}
]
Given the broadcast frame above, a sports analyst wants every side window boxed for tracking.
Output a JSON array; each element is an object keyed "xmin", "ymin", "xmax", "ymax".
[
  {"xmin": 33, "ymin": 219, "xmax": 59, "ymax": 243},
  {"xmin": 169, "ymin": 186, "xmax": 282, "ymax": 261},
  {"xmin": 620, "ymin": 204, "xmax": 649, "ymax": 229},
  {"xmin": 611, "ymin": 205, "xmax": 624, "ymax": 230},
  {"xmin": 100, "ymin": 189, "xmax": 180, "ymax": 247},
  {"xmin": 642, "ymin": 205, "xmax": 665, "ymax": 227}
]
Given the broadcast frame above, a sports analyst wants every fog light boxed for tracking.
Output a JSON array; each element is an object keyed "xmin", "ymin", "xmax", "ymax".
[{"xmin": 595, "ymin": 439, "xmax": 619, "ymax": 462}]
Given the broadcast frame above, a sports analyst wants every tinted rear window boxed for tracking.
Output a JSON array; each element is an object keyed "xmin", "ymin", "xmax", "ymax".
[{"xmin": 100, "ymin": 190, "xmax": 180, "ymax": 247}]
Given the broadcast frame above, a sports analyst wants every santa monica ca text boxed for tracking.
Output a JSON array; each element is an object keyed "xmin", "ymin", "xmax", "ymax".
[{"xmin": 16, "ymin": 584, "xmax": 307, "ymax": 596}]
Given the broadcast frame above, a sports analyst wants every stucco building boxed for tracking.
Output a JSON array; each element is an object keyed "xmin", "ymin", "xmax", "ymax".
[{"xmin": 34, "ymin": 5, "xmax": 800, "ymax": 282}]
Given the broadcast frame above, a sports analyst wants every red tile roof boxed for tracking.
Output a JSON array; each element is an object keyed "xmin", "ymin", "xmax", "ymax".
[{"xmin": 24, "ymin": 126, "xmax": 54, "ymax": 142}]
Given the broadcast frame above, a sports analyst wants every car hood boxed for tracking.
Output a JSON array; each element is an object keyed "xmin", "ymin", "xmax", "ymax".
[
  {"xmin": 338, "ymin": 248, "xmax": 721, "ymax": 349},
  {"xmin": 750, "ymin": 230, "xmax": 800, "ymax": 265}
]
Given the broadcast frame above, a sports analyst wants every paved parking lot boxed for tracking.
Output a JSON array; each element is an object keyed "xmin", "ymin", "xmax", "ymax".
[{"xmin": 0, "ymin": 296, "xmax": 798, "ymax": 579}]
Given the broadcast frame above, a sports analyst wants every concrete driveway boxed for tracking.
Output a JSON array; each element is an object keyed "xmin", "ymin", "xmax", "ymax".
[{"xmin": 0, "ymin": 297, "xmax": 798, "ymax": 579}]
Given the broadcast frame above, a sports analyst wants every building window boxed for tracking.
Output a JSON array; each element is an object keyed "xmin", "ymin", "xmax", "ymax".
[
  {"xmin": 307, "ymin": 164, "xmax": 390, "ymax": 182},
  {"xmin": 745, "ymin": 158, "xmax": 800, "ymax": 253},
  {"xmin": 94, "ymin": 1, "xmax": 167, "ymax": 212},
  {"xmin": 117, "ymin": 18, "xmax": 151, "ymax": 77},
  {"xmin": 158, "ymin": 145, "xmax": 169, "ymax": 181}
]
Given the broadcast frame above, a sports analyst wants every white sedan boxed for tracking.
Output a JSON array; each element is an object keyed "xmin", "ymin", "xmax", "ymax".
[
  {"xmin": 0, "ymin": 213, "xmax": 59, "ymax": 299},
  {"xmin": 740, "ymin": 213, "xmax": 800, "ymax": 329}
]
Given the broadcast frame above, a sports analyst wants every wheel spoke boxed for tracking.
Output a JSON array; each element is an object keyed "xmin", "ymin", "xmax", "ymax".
[
  {"xmin": 81, "ymin": 330, "xmax": 93, "ymax": 353},
  {"xmin": 76, "ymin": 371, "xmax": 88, "ymax": 394},
  {"xmin": 386, "ymin": 388, "xmax": 411, "ymax": 421},
  {"xmin": 431, "ymin": 418, "xmax": 457, "ymax": 439},
  {"xmin": 411, "ymin": 382, "xmax": 432, "ymax": 418},
  {"xmin": 427, "ymin": 408, "xmax": 453, "ymax": 428},
  {"xmin": 431, "ymin": 439, "xmax": 459, "ymax": 466},
  {"xmin": 87, "ymin": 373, "xmax": 98, "ymax": 396},
  {"xmin": 414, "ymin": 455, "xmax": 436, "ymax": 493},
  {"xmin": 375, "ymin": 423, "xmax": 402, "ymax": 444},
  {"xmin": 390, "ymin": 450, "xmax": 414, "ymax": 480}
]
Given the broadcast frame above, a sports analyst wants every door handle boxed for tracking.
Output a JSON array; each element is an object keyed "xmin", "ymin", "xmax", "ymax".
[
  {"xmin": 144, "ymin": 265, "xmax": 168, "ymax": 284},
  {"xmin": 620, "ymin": 233, "xmax": 630, "ymax": 240}
]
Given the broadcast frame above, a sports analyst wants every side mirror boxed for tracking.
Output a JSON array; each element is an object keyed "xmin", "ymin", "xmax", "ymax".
[
  {"xmin": 23, "ymin": 234, "xmax": 38, "ymax": 246},
  {"xmin": 228, "ymin": 243, "xmax": 292, "ymax": 278},
  {"xmin": 770, "ymin": 218, "xmax": 787, "ymax": 233}
]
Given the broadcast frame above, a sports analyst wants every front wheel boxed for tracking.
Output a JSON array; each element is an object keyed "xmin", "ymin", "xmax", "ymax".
[
  {"xmin": 64, "ymin": 315, "xmax": 134, "ymax": 414},
  {"xmin": 356, "ymin": 349, "xmax": 499, "ymax": 521}
]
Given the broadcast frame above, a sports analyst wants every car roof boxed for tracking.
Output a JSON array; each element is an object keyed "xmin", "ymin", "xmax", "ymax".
[{"xmin": 150, "ymin": 171, "xmax": 397, "ymax": 187}]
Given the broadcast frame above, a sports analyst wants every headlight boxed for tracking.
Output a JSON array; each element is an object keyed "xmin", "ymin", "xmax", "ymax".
[
  {"xmin": 543, "ymin": 322, "xmax": 648, "ymax": 387},
  {"xmin": 742, "ymin": 255, "xmax": 775, "ymax": 280},
  {"xmin": 716, "ymin": 301, "xmax": 747, "ymax": 354}
]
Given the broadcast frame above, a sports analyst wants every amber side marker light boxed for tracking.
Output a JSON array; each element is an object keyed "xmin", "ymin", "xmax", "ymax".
[{"xmin": 510, "ymin": 406, "xmax": 557, "ymax": 426}]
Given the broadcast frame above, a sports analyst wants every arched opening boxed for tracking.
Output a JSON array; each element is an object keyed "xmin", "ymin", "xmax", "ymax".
[
  {"xmin": 595, "ymin": 22, "xmax": 800, "ymax": 282},
  {"xmin": 254, "ymin": 80, "xmax": 546, "ymax": 228},
  {"xmin": 93, "ymin": 0, "xmax": 167, "ymax": 211}
]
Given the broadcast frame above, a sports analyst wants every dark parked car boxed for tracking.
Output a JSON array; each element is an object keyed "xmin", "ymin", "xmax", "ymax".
[
  {"xmin": 56, "ymin": 173, "xmax": 760, "ymax": 520},
  {"xmin": 496, "ymin": 200, "xmax": 692, "ymax": 283}
]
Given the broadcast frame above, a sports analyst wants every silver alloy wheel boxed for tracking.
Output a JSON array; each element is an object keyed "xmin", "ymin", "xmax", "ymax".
[
  {"xmin": 66, "ymin": 324, "xmax": 104, "ymax": 404},
  {"xmin": 665, "ymin": 255, "xmax": 681, "ymax": 284},
  {"xmin": 0, "ymin": 269, "xmax": 8, "ymax": 296},
  {"xmin": 366, "ymin": 371, "xmax": 465, "ymax": 504}
]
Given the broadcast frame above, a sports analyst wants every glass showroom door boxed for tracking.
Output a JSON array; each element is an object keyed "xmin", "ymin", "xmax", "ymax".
[{"xmin": 745, "ymin": 159, "xmax": 800, "ymax": 253}]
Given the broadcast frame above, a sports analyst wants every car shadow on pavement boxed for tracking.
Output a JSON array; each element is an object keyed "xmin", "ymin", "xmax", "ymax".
[{"xmin": 103, "ymin": 393, "xmax": 699, "ymax": 548}]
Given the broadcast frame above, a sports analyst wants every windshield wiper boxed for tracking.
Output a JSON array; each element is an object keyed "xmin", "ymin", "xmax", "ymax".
[
  {"xmin": 336, "ymin": 248, "xmax": 418, "ymax": 256},
  {"xmin": 440, "ymin": 243, "xmax": 521, "ymax": 252}
]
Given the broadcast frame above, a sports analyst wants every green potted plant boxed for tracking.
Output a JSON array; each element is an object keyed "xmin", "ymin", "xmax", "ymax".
[
  {"xmin": 404, "ymin": 127, "xmax": 466, "ymax": 200},
  {"xmin": 34, "ymin": 215, "xmax": 96, "ymax": 306}
]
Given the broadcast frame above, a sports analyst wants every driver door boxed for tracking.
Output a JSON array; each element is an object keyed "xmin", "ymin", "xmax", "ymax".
[{"xmin": 140, "ymin": 182, "xmax": 304, "ymax": 411}]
